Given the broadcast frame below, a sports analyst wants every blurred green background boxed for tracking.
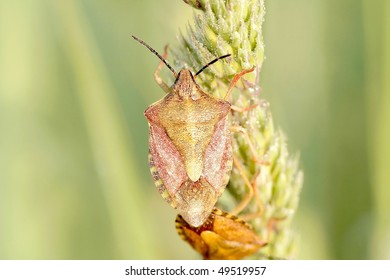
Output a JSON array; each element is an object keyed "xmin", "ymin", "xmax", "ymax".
[{"xmin": 0, "ymin": 0, "xmax": 389, "ymax": 259}]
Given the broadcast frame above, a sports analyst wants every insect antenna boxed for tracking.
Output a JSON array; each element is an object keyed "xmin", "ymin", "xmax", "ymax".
[
  {"xmin": 194, "ymin": 54, "xmax": 231, "ymax": 77},
  {"xmin": 132, "ymin": 35, "xmax": 177, "ymax": 76}
]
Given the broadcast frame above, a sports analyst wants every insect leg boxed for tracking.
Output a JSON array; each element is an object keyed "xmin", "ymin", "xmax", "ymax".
[
  {"xmin": 231, "ymin": 155, "xmax": 264, "ymax": 217},
  {"xmin": 231, "ymin": 125, "xmax": 271, "ymax": 166},
  {"xmin": 154, "ymin": 45, "xmax": 171, "ymax": 93},
  {"xmin": 231, "ymin": 126, "xmax": 258, "ymax": 162},
  {"xmin": 224, "ymin": 66, "xmax": 255, "ymax": 100},
  {"xmin": 264, "ymin": 216, "xmax": 286, "ymax": 247},
  {"xmin": 230, "ymin": 104, "xmax": 258, "ymax": 112}
]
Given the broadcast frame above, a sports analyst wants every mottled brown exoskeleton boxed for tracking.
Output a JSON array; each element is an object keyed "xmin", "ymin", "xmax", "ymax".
[
  {"xmin": 132, "ymin": 36, "xmax": 252, "ymax": 227},
  {"xmin": 176, "ymin": 208, "xmax": 267, "ymax": 260}
]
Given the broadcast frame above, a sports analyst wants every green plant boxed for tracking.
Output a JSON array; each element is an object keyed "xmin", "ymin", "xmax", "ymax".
[{"xmin": 174, "ymin": 0, "xmax": 303, "ymax": 259}]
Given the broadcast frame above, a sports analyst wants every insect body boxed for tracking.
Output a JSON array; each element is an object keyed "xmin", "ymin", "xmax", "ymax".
[
  {"xmin": 133, "ymin": 36, "xmax": 233, "ymax": 227},
  {"xmin": 176, "ymin": 208, "xmax": 267, "ymax": 260}
]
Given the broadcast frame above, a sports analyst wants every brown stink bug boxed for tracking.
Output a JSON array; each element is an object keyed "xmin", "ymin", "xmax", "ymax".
[
  {"xmin": 132, "ymin": 35, "xmax": 253, "ymax": 227},
  {"xmin": 176, "ymin": 208, "xmax": 267, "ymax": 260}
]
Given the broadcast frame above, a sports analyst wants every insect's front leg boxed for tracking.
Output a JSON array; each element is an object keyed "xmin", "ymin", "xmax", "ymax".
[
  {"xmin": 154, "ymin": 45, "xmax": 171, "ymax": 93},
  {"xmin": 225, "ymin": 66, "xmax": 259, "ymax": 112},
  {"xmin": 224, "ymin": 66, "xmax": 256, "ymax": 100}
]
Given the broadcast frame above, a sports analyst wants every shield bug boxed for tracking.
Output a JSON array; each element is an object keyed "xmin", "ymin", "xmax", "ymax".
[
  {"xmin": 176, "ymin": 208, "xmax": 267, "ymax": 260},
  {"xmin": 132, "ymin": 35, "xmax": 253, "ymax": 227}
]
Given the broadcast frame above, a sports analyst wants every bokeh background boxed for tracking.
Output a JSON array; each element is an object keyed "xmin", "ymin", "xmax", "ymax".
[{"xmin": 1, "ymin": 0, "xmax": 389, "ymax": 259}]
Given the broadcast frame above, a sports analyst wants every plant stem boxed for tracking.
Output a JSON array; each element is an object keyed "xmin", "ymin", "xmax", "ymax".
[{"xmin": 176, "ymin": 0, "xmax": 303, "ymax": 259}]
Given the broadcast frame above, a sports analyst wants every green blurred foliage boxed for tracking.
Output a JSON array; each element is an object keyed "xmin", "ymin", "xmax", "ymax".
[{"xmin": 0, "ymin": 0, "xmax": 389, "ymax": 259}]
